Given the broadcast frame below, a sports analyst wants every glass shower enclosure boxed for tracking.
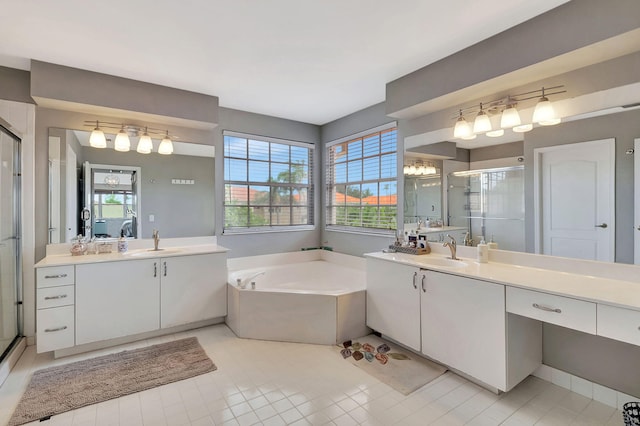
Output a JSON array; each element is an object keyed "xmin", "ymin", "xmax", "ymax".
[
  {"xmin": 0, "ymin": 124, "xmax": 21, "ymax": 362},
  {"xmin": 447, "ymin": 166, "xmax": 524, "ymax": 252}
]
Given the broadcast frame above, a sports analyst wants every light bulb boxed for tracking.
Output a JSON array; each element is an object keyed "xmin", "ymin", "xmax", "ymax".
[
  {"xmin": 461, "ymin": 133, "xmax": 477, "ymax": 140},
  {"xmin": 158, "ymin": 132, "xmax": 174, "ymax": 155},
  {"xmin": 425, "ymin": 165, "xmax": 437, "ymax": 175},
  {"xmin": 409, "ymin": 165, "xmax": 417, "ymax": 175},
  {"xmin": 114, "ymin": 128, "xmax": 130, "ymax": 152},
  {"xmin": 513, "ymin": 124, "xmax": 533, "ymax": 133},
  {"xmin": 453, "ymin": 115, "xmax": 472, "ymax": 139},
  {"xmin": 403, "ymin": 165, "xmax": 410, "ymax": 175},
  {"xmin": 89, "ymin": 121, "xmax": 107, "ymax": 148},
  {"xmin": 417, "ymin": 165, "xmax": 426, "ymax": 175},
  {"xmin": 500, "ymin": 105, "xmax": 521, "ymax": 129},
  {"xmin": 473, "ymin": 108, "xmax": 492, "ymax": 133},
  {"xmin": 137, "ymin": 129, "xmax": 153, "ymax": 154},
  {"xmin": 539, "ymin": 117, "xmax": 561, "ymax": 126}
]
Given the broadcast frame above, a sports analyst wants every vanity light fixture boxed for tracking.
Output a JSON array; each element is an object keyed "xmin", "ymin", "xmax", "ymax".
[
  {"xmin": 473, "ymin": 103, "xmax": 492, "ymax": 133},
  {"xmin": 114, "ymin": 125, "xmax": 131, "ymax": 152},
  {"xmin": 403, "ymin": 160, "xmax": 438, "ymax": 176},
  {"xmin": 453, "ymin": 110, "xmax": 472, "ymax": 139},
  {"xmin": 84, "ymin": 120, "xmax": 176, "ymax": 155},
  {"xmin": 136, "ymin": 128, "xmax": 153, "ymax": 154},
  {"xmin": 158, "ymin": 131, "xmax": 174, "ymax": 155},
  {"xmin": 452, "ymin": 85, "xmax": 565, "ymax": 139},
  {"xmin": 89, "ymin": 121, "xmax": 107, "ymax": 148},
  {"xmin": 532, "ymin": 87, "xmax": 561, "ymax": 125}
]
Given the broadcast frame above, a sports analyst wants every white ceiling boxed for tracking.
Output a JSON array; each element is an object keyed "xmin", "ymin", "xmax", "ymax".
[{"xmin": 0, "ymin": 0, "xmax": 568, "ymax": 125}]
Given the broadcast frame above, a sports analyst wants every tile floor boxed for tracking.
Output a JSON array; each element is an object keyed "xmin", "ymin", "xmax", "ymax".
[{"xmin": 0, "ymin": 324, "xmax": 625, "ymax": 425}]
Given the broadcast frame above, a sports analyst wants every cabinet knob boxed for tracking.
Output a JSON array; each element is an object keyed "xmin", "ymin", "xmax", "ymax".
[
  {"xmin": 412, "ymin": 271, "xmax": 417, "ymax": 289},
  {"xmin": 154, "ymin": 262, "xmax": 157, "ymax": 277},
  {"xmin": 421, "ymin": 274, "xmax": 426, "ymax": 293},
  {"xmin": 44, "ymin": 294, "xmax": 68, "ymax": 300},
  {"xmin": 532, "ymin": 303, "xmax": 561, "ymax": 313},
  {"xmin": 44, "ymin": 274, "xmax": 67, "ymax": 279}
]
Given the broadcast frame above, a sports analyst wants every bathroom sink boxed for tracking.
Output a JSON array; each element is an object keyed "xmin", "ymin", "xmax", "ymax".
[
  {"xmin": 417, "ymin": 257, "xmax": 468, "ymax": 268},
  {"xmin": 124, "ymin": 248, "xmax": 184, "ymax": 257}
]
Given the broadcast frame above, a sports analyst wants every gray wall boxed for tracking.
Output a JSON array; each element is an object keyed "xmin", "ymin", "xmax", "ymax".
[
  {"xmin": 386, "ymin": 0, "xmax": 640, "ymax": 118},
  {"xmin": 215, "ymin": 107, "xmax": 322, "ymax": 258},
  {"xmin": 320, "ymin": 103, "xmax": 402, "ymax": 256},
  {"xmin": 524, "ymin": 108, "xmax": 640, "ymax": 264},
  {"xmin": 0, "ymin": 66, "xmax": 33, "ymax": 104}
]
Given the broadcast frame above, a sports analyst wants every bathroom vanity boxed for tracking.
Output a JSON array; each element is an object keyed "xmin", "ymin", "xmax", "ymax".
[
  {"xmin": 366, "ymin": 246, "xmax": 640, "ymax": 393},
  {"xmin": 35, "ymin": 237, "xmax": 228, "ymax": 356}
]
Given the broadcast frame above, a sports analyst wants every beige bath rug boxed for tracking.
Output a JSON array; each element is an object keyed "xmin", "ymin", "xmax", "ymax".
[
  {"xmin": 9, "ymin": 337, "xmax": 216, "ymax": 426},
  {"xmin": 337, "ymin": 334, "xmax": 446, "ymax": 395}
]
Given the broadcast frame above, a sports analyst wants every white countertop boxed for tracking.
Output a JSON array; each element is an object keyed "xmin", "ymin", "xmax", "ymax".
[
  {"xmin": 35, "ymin": 244, "xmax": 228, "ymax": 268},
  {"xmin": 365, "ymin": 250, "xmax": 640, "ymax": 312}
]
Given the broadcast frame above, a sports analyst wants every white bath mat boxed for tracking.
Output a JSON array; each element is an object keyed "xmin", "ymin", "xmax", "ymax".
[{"xmin": 336, "ymin": 334, "xmax": 447, "ymax": 395}]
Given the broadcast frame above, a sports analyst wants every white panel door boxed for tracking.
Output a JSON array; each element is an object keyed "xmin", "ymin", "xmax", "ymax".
[
  {"xmin": 536, "ymin": 139, "xmax": 615, "ymax": 261},
  {"xmin": 635, "ymin": 138, "xmax": 640, "ymax": 265}
]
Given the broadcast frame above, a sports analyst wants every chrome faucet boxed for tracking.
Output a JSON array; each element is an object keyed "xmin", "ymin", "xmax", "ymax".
[
  {"xmin": 236, "ymin": 271, "xmax": 265, "ymax": 288},
  {"xmin": 443, "ymin": 234, "xmax": 459, "ymax": 260},
  {"xmin": 416, "ymin": 218, "xmax": 424, "ymax": 232},
  {"xmin": 152, "ymin": 229, "xmax": 160, "ymax": 251}
]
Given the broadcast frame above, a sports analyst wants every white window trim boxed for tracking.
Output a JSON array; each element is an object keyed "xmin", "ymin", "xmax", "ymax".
[{"xmin": 324, "ymin": 122, "xmax": 398, "ymax": 235}]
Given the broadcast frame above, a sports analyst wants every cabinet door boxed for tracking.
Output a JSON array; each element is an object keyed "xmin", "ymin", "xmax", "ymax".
[
  {"xmin": 366, "ymin": 259, "xmax": 421, "ymax": 351},
  {"xmin": 160, "ymin": 253, "xmax": 227, "ymax": 328},
  {"xmin": 421, "ymin": 271, "xmax": 506, "ymax": 390},
  {"xmin": 76, "ymin": 260, "xmax": 160, "ymax": 345}
]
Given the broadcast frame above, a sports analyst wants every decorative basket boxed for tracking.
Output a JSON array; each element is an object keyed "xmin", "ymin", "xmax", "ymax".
[{"xmin": 389, "ymin": 245, "xmax": 431, "ymax": 255}]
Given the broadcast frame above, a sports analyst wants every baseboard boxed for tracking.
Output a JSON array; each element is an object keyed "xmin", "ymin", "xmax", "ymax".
[{"xmin": 533, "ymin": 364, "xmax": 637, "ymax": 411}]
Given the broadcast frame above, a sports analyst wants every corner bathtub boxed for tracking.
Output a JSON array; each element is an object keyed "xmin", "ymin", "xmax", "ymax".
[{"xmin": 226, "ymin": 252, "xmax": 368, "ymax": 345}]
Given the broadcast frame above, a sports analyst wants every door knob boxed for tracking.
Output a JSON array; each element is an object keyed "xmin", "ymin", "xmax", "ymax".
[{"xmin": 595, "ymin": 223, "xmax": 608, "ymax": 228}]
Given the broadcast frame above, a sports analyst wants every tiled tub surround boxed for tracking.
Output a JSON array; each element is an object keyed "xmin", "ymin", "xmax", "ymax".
[
  {"xmin": 226, "ymin": 250, "xmax": 369, "ymax": 345},
  {"xmin": 366, "ymin": 243, "xmax": 640, "ymax": 400}
]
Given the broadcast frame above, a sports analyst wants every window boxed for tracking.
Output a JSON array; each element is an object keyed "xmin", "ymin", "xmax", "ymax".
[
  {"xmin": 325, "ymin": 124, "xmax": 397, "ymax": 232},
  {"xmin": 223, "ymin": 131, "xmax": 314, "ymax": 231}
]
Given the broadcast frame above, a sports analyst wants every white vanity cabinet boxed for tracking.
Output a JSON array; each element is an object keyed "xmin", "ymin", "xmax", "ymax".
[
  {"xmin": 366, "ymin": 259, "xmax": 421, "ymax": 351},
  {"xmin": 76, "ymin": 259, "xmax": 160, "ymax": 345},
  {"xmin": 421, "ymin": 271, "xmax": 507, "ymax": 390},
  {"xmin": 160, "ymin": 253, "xmax": 227, "ymax": 328},
  {"xmin": 76, "ymin": 253, "xmax": 228, "ymax": 346},
  {"xmin": 366, "ymin": 258, "xmax": 541, "ymax": 391},
  {"xmin": 36, "ymin": 265, "xmax": 76, "ymax": 353}
]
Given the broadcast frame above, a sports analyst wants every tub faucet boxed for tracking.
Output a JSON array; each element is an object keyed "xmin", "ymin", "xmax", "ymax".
[
  {"xmin": 152, "ymin": 229, "xmax": 160, "ymax": 251},
  {"xmin": 443, "ymin": 234, "xmax": 459, "ymax": 260},
  {"xmin": 236, "ymin": 271, "xmax": 265, "ymax": 289}
]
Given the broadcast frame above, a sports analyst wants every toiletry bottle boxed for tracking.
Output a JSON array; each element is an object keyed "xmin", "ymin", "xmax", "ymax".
[
  {"xmin": 487, "ymin": 235, "xmax": 498, "ymax": 249},
  {"xmin": 117, "ymin": 230, "xmax": 128, "ymax": 253},
  {"xmin": 477, "ymin": 238, "xmax": 489, "ymax": 263}
]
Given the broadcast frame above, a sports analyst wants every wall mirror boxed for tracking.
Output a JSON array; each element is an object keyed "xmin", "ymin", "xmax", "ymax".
[
  {"xmin": 403, "ymin": 157, "xmax": 443, "ymax": 227},
  {"xmin": 48, "ymin": 128, "xmax": 215, "ymax": 243}
]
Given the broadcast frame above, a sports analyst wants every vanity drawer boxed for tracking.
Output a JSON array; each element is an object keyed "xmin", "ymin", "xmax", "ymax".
[
  {"xmin": 506, "ymin": 287, "xmax": 596, "ymax": 334},
  {"xmin": 37, "ymin": 305, "xmax": 75, "ymax": 353},
  {"xmin": 37, "ymin": 265, "xmax": 75, "ymax": 288},
  {"xmin": 37, "ymin": 285, "xmax": 75, "ymax": 309},
  {"xmin": 597, "ymin": 304, "xmax": 640, "ymax": 346}
]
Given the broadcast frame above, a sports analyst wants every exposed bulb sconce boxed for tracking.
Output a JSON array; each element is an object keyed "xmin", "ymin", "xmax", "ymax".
[
  {"xmin": 532, "ymin": 87, "xmax": 561, "ymax": 125},
  {"xmin": 114, "ymin": 125, "xmax": 131, "ymax": 152},
  {"xmin": 452, "ymin": 85, "xmax": 565, "ymax": 139},
  {"xmin": 89, "ymin": 121, "xmax": 107, "ymax": 148},
  {"xmin": 84, "ymin": 121, "xmax": 176, "ymax": 155},
  {"xmin": 473, "ymin": 103, "xmax": 492, "ymax": 133},
  {"xmin": 158, "ymin": 131, "xmax": 174, "ymax": 155}
]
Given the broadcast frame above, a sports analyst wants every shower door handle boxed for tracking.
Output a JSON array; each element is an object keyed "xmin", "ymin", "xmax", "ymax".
[{"xmin": 595, "ymin": 223, "xmax": 608, "ymax": 228}]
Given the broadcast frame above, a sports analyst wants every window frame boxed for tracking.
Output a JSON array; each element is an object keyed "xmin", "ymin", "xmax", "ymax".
[
  {"xmin": 325, "ymin": 122, "xmax": 398, "ymax": 235},
  {"xmin": 222, "ymin": 130, "xmax": 315, "ymax": 234}
]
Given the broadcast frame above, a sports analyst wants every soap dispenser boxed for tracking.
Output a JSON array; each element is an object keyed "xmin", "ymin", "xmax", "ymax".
[
  {"xmin": 477, "ymin": 238, "xmax": 489, "ymax": 263},
  {"xmin": 117, "ymin": 230, "xmax": 128, "ymax": 253}
]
